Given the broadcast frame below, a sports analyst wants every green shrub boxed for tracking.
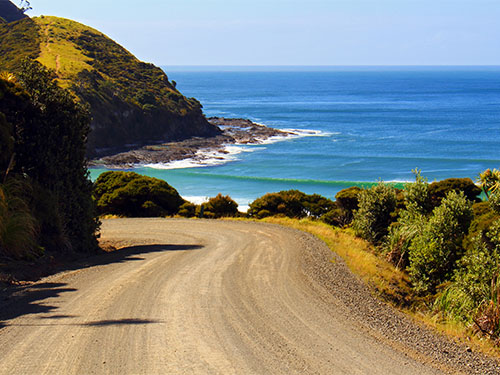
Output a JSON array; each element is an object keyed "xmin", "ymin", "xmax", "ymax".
[
  {"xmin": 201, "ymin": 194, "xmax": 239, "ymax": 218},
  {"xmin": 352, "ymin": 182, "xmax": 397, "ymax": 245},
  {"xmin": 385, "ymin": 170, "xmax": 430, "ymax": 267},
  {"xmin": 0, "ymin": 112, "xmax": 14, "ymax": 175},
  {"xmin": 404, "ymin": 170, "xmax": 432, "ymax": 214},
  {"xmin": 302, "ymin": 193, "xmax": 336, "ymax": 218},
  {"xmin": 490, "ymin": 192, "xmax": 500, "ymax": 215},
  {"xmin": 335, "ymin": 186, "xmax": 361, "ymax": 212},
  {"xmin": 248, "ymin": 190, "xmax": 334, "ymax": 220},
  {"xmin": 428, "ymin": 178, "xmax": 481, "ymax": 208},
  {"xmin": 321, "ymin": 205, "xmax": 348, "ymax": 227},
  {"xmin": 326, "ymin": 186, "xmax": 361, "ymax": 226},
  {"xmin": 463, "ymin": 202, "xmax": 500, "ymax": 253},
  {"xmin": 93, "ymin": 171, "xmax": 184, "ymax": 217},
  {"xmin": 248, "ymin": 190, "xmax": 307, "ymax": 219},
  {"xmin": 385, "ymin": 210, "xmax": 426, "ymax": 269},
  {"xmin": 437, "ymin": 219, "xmax": 500, "ymax": 325},
  {"xmin": 177, "ymin": 202, "xmax": 197, "ymax": 218},
  {"xmin": 0, "ymin": 179, "xmax": 38, "ymax": 259},
  {"xmin": 408, "ymin": 191, "xmax": 473, "ymax": 293}
]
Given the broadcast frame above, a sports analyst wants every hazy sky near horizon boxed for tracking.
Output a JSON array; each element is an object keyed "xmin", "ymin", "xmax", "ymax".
[{"xmin": 28, "ymin": 0, "xmax": 500, "ymax": 66}]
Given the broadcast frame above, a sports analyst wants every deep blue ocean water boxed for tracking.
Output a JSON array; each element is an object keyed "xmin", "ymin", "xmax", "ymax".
[{"xmin": 90, "ymin": 67, "xmax": 500, "ymax": 209}]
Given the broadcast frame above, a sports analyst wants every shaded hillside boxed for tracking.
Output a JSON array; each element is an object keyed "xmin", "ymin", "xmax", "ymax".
[
  {"xmin": 0, "ymin": 0, "xmax": 26, "ymax": 23},
  {"xmin": 0, "ymin": 16, "xmax": 220, "ymax": 157}
]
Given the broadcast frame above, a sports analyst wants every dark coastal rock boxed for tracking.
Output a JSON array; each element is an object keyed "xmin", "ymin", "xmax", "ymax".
[{"xmin": 91, "ymin": 118, "xmax": 293, "ymax": 168}]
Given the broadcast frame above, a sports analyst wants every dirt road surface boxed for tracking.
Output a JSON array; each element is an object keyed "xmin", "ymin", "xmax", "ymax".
[{"xmin": 0, "ymin": 219, "xmax": 498, "ymax": 374}]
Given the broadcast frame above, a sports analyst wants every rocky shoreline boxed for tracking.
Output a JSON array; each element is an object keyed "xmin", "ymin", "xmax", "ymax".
[{"xmin": 90, "ymin": 117, "xmax": 293, "ymax": 169}]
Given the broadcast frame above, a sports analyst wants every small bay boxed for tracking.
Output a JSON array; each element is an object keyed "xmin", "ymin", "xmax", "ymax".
[{"xmin": 90, "ymin": 67, "xmax": 500, "ymax": 208}]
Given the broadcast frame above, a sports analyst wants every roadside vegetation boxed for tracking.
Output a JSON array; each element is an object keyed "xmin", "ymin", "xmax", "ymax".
[
  {"xmin": 0, "ymin": 60, "xmax": 99, "ymax": 264},
  {"xmin": 94, "ymin": 168, "xmax": 500, "ymax": 351}
]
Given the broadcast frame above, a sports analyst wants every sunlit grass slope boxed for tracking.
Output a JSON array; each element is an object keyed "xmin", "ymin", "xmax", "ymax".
[{"xmin": 0, "ymin": 16, "xmax": 218, "ymax": 155}]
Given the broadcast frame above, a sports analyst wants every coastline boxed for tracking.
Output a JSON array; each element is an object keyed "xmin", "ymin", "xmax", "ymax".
[{"xmin": 89, "ymin": 117, "xmax": 294, "ymax": 169}]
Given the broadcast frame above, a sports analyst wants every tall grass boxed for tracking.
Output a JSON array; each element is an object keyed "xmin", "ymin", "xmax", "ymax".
[{"xmin": 0, "ymin": 179, "xmax": 38, "ymax": 259}]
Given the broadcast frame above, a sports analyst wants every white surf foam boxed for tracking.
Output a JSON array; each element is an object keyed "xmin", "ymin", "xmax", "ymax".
[{"xmin": 144, "ymin": 145, "xmax": 255, "ymax": 170}]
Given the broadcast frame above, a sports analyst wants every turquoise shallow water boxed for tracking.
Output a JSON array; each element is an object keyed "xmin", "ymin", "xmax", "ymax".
[{"xmin": 90, "ymin": 67, "xmax": 500, "ymax": 208}]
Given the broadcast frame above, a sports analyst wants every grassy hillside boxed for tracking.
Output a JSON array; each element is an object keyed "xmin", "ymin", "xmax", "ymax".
[
  {"xmin": 0, "ymin": 17, "xmax": 40, "ymax": 72},
  {"xmin": 0, "ymin": 15, "xmax": 220, "ymax": 156}
]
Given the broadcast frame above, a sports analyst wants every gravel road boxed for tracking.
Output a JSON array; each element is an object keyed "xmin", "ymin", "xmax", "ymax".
[{"xmin": 0, "ymin": 218, "xmax": 498, "ymax": 374}]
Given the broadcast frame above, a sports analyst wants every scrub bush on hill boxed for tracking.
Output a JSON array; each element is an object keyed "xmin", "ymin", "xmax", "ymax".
[
  {"xmin": 199, "ymin": 194, "xmax": 239, "ymax": 218},
  {"xmin": 93, "ymin": 171, "xmax": 185, "ymax": 217},
  {"xmin": 436, "ymin": 218, "xmax": 500, "ymax": 336},
  {"xmin": 177, "ymin": 202, "xmax": 197, "ymax": 218},
  {"xmin": 434, "ymin": 184, "xmax": 500, "ymax": 339},
  {"xmin": 428, "ymin": 178, "xmax": 481, "ymax": 208},
  {"xmin": 322, "ymin": 186, "xmax": 361, "ymax": 227},
  {"xmin": 352, "ymin": 182, "xmax": 397, "ymax": 245},
  {"xmin": 247, "ymin": 190, "xmax": 335, "ymax": 219},
  {"xmin": 408, "ymin": 190, "xmax": 473, "ymax": 294},
  {"xmin": 385, "ymin": 170, "xmax": 430, "ymax": 268}
]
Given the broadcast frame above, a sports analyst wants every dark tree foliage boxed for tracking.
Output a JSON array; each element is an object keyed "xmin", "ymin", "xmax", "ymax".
[
  {"xmin": 177, "ymin": 201, "xmax": 197, "ymax": 218},
  {"xmin": 428, "ymin": 178, "xmax": 481, "ymax": 207},
  {"xmin": 0, "ymin": 112, "xmax": 14, "ymax": 176},
  {"xmin": 335, "ymin": 186, "xmax": 361, "ymax": 212},
  {"xmin": 248, "ymin": 190, "xmax": 335, "ymax": 219},
  {"xmin": 93, "ymin": 171, "xmax": 185, "ymax": 217},
  {"xmin": 321, "ymin": 186, "xmax": 362, "ymax": 227},
  {"xmin": 0, "ymin": 61, "xmax": 99, "ymax": 254},
  {"xmin": 201, "ymin": 194, "xmax": 239, "ymax": 219}
]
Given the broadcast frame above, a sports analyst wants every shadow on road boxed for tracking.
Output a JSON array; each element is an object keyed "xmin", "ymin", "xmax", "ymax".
[
  {"xmin": 3, "ymin": 318, "xmax": 164, "ymax": 327},
  {"xmin": 0, "ymin": 243, "xmax": 203, "ymax": 328}
]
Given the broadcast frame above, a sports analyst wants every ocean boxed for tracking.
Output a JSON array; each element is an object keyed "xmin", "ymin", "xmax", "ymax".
[{"xmin": 90, "ymin": 67, "xmax": 500, "ymax": 211}]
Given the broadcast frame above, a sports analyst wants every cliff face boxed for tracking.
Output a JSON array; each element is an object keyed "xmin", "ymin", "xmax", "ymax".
[
  {"xmin": 0, "ymin": 0, "xmax": 26, "ymax": 23},
  {"xmin": 0, "ymin": 15, "xmax": 221, "ymax": 157}
]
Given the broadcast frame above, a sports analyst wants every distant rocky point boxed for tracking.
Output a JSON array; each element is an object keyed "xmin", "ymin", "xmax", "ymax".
[
  {"xmin": 91, "ymin": 118, "xmax": 293, "ymax": 168},
  {"xmin": 0, "ymin": 12, "xmax": 220, "ymax": 157}
]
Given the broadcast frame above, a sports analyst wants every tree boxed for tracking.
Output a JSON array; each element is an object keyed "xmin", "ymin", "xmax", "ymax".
[
  {"xmin": 93, "ymin": 171, "xmax": 184, "ymax": 217},
  {"xmin": 2, "ymin": 60, "xmax": 99, "ymax": 253},
  {"xmin": 201, "ymin": 194, "xmax": 239, "ymax": 218},
  {"xmin": 352, "ymin": 182, "xmax": 397, "ymax": 245},
  {"xmin": 407, "ymin": 191, "xmax": 473, "ymax": 293}
]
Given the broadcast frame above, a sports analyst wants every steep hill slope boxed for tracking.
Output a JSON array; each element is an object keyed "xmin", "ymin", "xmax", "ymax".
[{"xmin": 0, "ymin": 15, "xmax": 220, "ymax": 156}]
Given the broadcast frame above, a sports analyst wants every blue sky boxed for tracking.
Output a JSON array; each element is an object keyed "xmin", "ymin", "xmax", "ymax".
[{"xmin": 28, "ymin": 0, "xmax": 500, "ymax": 66}]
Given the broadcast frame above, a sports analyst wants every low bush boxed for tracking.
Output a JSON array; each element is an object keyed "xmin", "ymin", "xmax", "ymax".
[
  {"xmin": 199, "ymin": 194, "xmax": 239, "ymax": 218},
  {"xmin": 247, "ymin": 190, "xmax": 335, "ymax": 220},
  {"xmin": 93, "ymin": 171, "xmax": 184, "ymax": 217},
  {"xmin": 437, "ymin": 219, "xmax": 500, "ymax": 333},
  {"xmin": 408, "ymin": 191, "xmax": 473, "ymax": 294},
  {"xmin": 385, "ymin": 170, "xmax": 429, "ymax": 268},
  {"xmin": 352, "ymin": 182, "xmax": 397, "ymax": 245},
  {"xmin": 429, "ymin": 178, "xmax": 481, "ymax": 208},
  {"xmin": 323, "ymin": 186, "xmax": 361, "ymax": 226},
  {"xmin": 0, "ymin": 179, "xmax": 38, "ymax": 259},
  {"xmin": 177, "ymin": 201, "xmax": 197, "ymax": 218}
]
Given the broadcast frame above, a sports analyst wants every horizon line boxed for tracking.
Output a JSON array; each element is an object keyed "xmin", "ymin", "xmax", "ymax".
[{"xmin": 160, "ymin": 64, "xmax": 500, "ymax": 67}]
